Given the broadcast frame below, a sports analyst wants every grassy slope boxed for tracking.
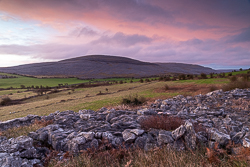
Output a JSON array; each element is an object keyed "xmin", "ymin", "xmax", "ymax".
[{"xmin": 0, "ymin": 78, "xmax": 228, "ymax": 121}]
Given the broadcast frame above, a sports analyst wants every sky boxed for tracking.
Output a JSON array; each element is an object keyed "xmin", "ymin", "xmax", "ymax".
[{"xmin": 0, "ymin": 0, "xmax": 250, "ymax": 69}]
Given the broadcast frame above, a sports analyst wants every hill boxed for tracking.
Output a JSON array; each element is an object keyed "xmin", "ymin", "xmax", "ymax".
[{"xmin": 0, "ymin": 55, "xmax": 216, "ymax": 79}]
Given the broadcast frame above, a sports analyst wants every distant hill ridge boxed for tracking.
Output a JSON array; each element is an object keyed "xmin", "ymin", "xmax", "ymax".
[
  {"xmin": 0, "ymin": 55, "xmax": 216, "ymax": 79},
  {"xmin": 60, "ymin": 55, "xmax": 153, "ymax": 65}
]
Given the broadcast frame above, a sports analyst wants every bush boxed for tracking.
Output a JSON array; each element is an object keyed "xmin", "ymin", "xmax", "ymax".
[
  {"xmin": 164, "ymin": 84, "xmax": 169, "ymax": 91},
  {"xmin": 241, "ymin": 74, "xmax": 249, "ymax": 81},
  {"xmin": 158, "ymin": 76, "xmax": 164, "ymax": 81},
  {"xmin": 121, "ymin": 94, "xmax": 146, "ymax": 106},
  {"xmin": 178, "ymin": 74, "xmax": 186, "ymax": 80},
  {"xmin": 210, "ymin": 73, "xmax": 214, "ymax": 78},
  {"xmin": 222, "ymin": 80, "xmax": 250, "ymax": 91},
  {"xmin": 140, "ymin": 115, "xmax": 183, "ymax": 131},
  {"xmin": 200, "ymin": 73, "xmax": 207, "ymax": 79},
  {"xmin": 0, "ymin": 97, "xmax": 12, "ymax": 106},
  {"xmin": 139, "ymin": 78, "xmax": 144, "ymax": 83},
  {"xmin": 187, "ymin": 74, "xmax": 194, "ymax": 80},
  {"xmin": 229, "ymin": 76, "xmax": 237, "ymax": 82}
]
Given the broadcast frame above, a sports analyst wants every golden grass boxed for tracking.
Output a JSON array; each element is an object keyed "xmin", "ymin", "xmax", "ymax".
[
  {"xmin": 0, "ymin": 81, "xmax": 226, "ymax": 121},
  {"xmin": 48, "ymin": 145, "xmax": 249, "ymax": 167}
]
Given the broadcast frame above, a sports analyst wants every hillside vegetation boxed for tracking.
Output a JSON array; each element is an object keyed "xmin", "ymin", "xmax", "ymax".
[{"xmin": 0, "ymin": 55, "xmax": 216, "ymax": 79}]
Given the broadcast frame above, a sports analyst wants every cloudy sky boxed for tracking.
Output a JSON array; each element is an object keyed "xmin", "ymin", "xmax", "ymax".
[{"xmin": 0, "ymin": 0, "xmax": 249, "ymax": 69}]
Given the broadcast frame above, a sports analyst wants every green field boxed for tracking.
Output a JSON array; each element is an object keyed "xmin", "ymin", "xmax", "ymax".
[{"xmin": 0, "ymin": 72, "xmax": 143, "ymax": 89}]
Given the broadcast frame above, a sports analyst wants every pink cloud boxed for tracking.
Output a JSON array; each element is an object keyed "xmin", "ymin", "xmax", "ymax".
[{"xmin": 0, "ymin": 0, "xmax": 249, "ymax": 69}]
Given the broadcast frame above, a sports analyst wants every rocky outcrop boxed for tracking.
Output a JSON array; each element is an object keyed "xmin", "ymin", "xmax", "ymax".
[
  {"xmin": 0, "ymin": 88, "xmax": 249, "ymax": 166},
  {"xmin": 0, "ymin": 136, "xmax": 48, "ymax": 167}
]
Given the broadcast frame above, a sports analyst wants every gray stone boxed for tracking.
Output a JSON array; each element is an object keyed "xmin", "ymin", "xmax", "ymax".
[
  {"xmin": 72, "ymin": 136, "xmax": 86, "ymax": 145},
  {"xmin": 0, "ymin": 153, "xmax": 8, "ymax": 158},
  {"xmin": 209, "ymin": 129, "xmax": 230, "ymax": 147},
  {"xmin": 15, "ymin": 136, "xmax": 33, "ymax": 151},
  {"xmin": 20, "ymin": 147, "xmax": 37, "ymax": 159},
  {"xmin": 172, "ymin": 125, "xmax": 186, "ymax": 140},
  {"xmin": 137, "ymin": 108, "xmax": 157, "ymax": 115},
  {"xmin": 111, "ymin": 137, "xmax": 123, "ymax": 148},
  {"xmin": 102, "ymin": 132, "xmax": 114, "ymax": 142},
  {"xmin": 122, "ymin": 129, "xmax": 136, "ymax": 143},
  {"xmin": 78, "ymin": 132, "xmax": 95, "ymax": 141},
  {"xmin": 80, "ymin": 114, "xmax": 91, "ymax": 120},
  {"xmin": 0, "ymin": 155, "xmax": 22, "ymax": 167},
  {"xmin": 134, "ymin": 135, "xmax": 147, "ymax": 149},
  {"xmin": 0, "ymin": 136, "xmax": 7, "ymax": 144},
  {"xmin": 232, "ymin": 130, "xmax": 246, "ymax": 144},
  {"xmin": 173, "ymin": 139, "xmax": 185, "ymax": 151},
  {"xmin": 130, "ymin": 129, "xmax": 144, "ymax": 136},
  {"xmin": 158, "ymin": 130, "xmax": 174, "ymax": 146},
  {"xmin": 184, "ymin": 121, "xmax": 197, "ymax": 150}
]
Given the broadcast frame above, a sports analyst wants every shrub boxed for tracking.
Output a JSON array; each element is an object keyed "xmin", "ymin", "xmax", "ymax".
[
  {"xmin": 229, "ymin": 76, "xmax": 237, "ymax": 82},
  {"xmin": 172, "ymin": 77, "xmax": 177, "ymax": 81},
  {"xmin": 0, "ymin": 97, "xmax": 12, "ymax": 106},
  {"xmin": 187, "ymin": 74, "xmax": 194, "ymax": 80},
  {"xmin": 119, "ymin": 80, "xmax": 123, "ymax": 84},
  {"xmin": 241, "ymin": 74, "xmax": 249, "ymax": 81},
  {"xmin": 158, "ymin": 76, "xmax": 164, "ymax": 81},
  {"xmin": 178, "ymin": 74, "xmax": 186, "ymax": 80},
  {"xmin": 139, "ymin": 78, "xmax": 144, "ymax": 83},
  {"xmin": 121, "ymin": 94, "xmax": 146, "ymax": 106},
  {"xmin": 228, "ymin": 73, "xmax": 232, "ymax": 76},
  {"xmin": 222, "ymin": 80, "xmax": 250, "ymax": 91},
  {"xmin": 200, "ymin": 73, "xmax": 207, "ymax": 79},
  {"xmin": 140, "ymin": 115, "xmax": 183, "ymax": 131},
  {"xmin": 210, "ymin": 73, "xmax": 214, "ymax": 78},
  {"xmin": 164, "ymin": 84, "xmax": 169, "ymax": 91},
  {"xmin": 145, "ymin": 78, "xmax": 151, "ymax": 82}
]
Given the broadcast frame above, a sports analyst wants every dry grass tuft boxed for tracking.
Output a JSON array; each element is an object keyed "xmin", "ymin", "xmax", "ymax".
[
  {"xmin": 48, "ymin": 143, "xmax": 250, "ymax": 167},
  {"xmin": 121, "ymin": 94, "xmax": 147, "ymax": 106},
  {"xmin": 140, "ymin": 115, "xmax": 183, "ymax": 131}
]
